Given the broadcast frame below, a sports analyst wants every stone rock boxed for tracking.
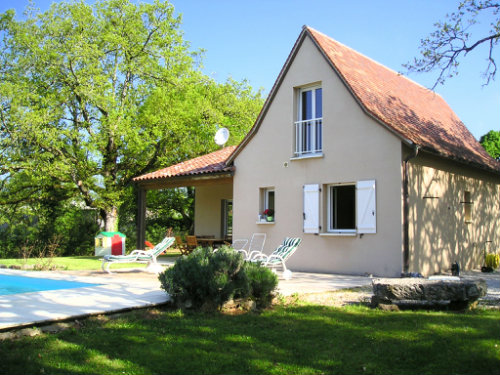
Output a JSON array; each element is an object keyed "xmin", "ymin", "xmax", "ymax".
[{"xmin": 372, "ymin": 278, "xmax": 487, "ymax": 309}]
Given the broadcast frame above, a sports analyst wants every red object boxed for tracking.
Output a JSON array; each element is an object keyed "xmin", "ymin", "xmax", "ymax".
[
  {"xmin": 145, "ymin": 240, "xmax": 155, "ymax": 249},
  {"xmin": 111, "ymin": 235, "xmax": 123, "ymax": 255}
]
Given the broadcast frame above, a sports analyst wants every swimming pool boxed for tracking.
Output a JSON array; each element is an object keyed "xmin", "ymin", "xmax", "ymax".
[{"xmin": 0, "ymin": 274, "xmax": 100, "ymax": 295}]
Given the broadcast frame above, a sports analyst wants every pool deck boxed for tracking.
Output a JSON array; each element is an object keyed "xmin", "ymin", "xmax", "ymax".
[
  {"xmin": 1, "ymin": 264, "xmax": 498, "ymax": 331},
  {"xmin": 0, "ymin": 268, "xmax": 168, "ymax": 330}
]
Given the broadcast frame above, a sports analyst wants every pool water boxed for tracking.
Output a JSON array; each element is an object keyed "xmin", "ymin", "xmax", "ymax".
[{"xmin": 0, "ymin": 274, "xmax": 100, "ymax": 295}]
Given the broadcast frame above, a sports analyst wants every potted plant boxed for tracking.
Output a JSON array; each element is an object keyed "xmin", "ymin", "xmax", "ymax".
[
  {"xmin": 482, "ymin": 252, "xmax": 499, "ymax": 273},
  {"xmin": 263, "ymin": 209, "xmax": 274, "ymax": 222}
]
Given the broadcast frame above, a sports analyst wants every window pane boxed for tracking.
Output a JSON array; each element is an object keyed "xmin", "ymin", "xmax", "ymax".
[
  {"xmin": 301, "ymin": 90, "xmax": 313, "ymax": 120},
  {"xmin": 315, "ymin": 88, "xmax": 322, "ymax": 118},
  {"xmin": 330, "ymin": 185, "xmax": 355, "ymax": 230},
  {"xmin": 267, "ymin": 190, "xmax": 275, "ymax": 211}
]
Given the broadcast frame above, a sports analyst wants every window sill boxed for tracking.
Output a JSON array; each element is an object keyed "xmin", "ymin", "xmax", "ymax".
[
  {"xmin": 290, "ymin": 153, "xmax": 324, "ymax": 161},
  {"xmin": 319, "ymin": 232, "xmax": 357, "ymax": 237},
  {"xmin": 256, "ymin": 221, "xmax": 275, "ymax": 225}
]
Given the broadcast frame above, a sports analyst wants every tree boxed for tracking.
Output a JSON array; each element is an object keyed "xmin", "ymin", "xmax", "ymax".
[
  {"xmin": 480, "ymin": 130, "xmax": 500, "ymax": 159},
  {"xmin": 405, "ymin": 1, "xmax": 500, "ymax": 88},
  {"xmin": 0, "ymin": 0, "xmax": 263, "ymax": 232}
]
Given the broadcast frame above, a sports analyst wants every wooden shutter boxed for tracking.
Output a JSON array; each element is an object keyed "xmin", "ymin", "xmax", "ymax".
[
  {"xmin": 303, "ymin": 184, "xmax": 320, "ymax": 233},
  {"xmin": 356, "ymin": 180, "xmax": 376, "ymax": 234}
]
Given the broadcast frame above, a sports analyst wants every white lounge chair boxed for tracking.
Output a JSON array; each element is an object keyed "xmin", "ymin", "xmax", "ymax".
[
  {"xmin": 101, "ymin": 236, "xmax": 175, "ymax": 273},
  {"xmin": 238, "ymin": 233, "xmax": 266, "ymax": 260},
  {"xmin": 231, "ymin": 238, "xmax": 248, "ymax": 257},
  {"xmin": 250, "ymin": 237, "xmax": 302, "ymax": 279}
]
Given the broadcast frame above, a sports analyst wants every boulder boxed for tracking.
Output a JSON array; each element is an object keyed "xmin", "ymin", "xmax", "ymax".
[{"xmin": 371, "ymin": 277, "xmax": 487, "ymax": 310}]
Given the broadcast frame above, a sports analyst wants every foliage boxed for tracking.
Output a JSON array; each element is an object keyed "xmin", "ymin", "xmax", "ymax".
[
  {"xmin": 241, "ymin": 261, "xmax": 278, "ymax": 308},
  {"xmin": 0, "ymin": 0, "xmax": 263, "ymax": 235},
  {"xmin": 485, "ymin": 253, "xmax": 500, "ymax": 268},
  {"xmin": 159, "ymin": 246, "xmax": 247, "ymax": 311},
  {"xmin": 405, "ymin": 0, "xmax": 500, "ymax": 87},
  {"xmin": 159, "ymin": 247, "xmax": 277, "ymax": 311},
  {"xmin": 0, "ymin": 305, "xmax": 499, "ymax": 374},
  {"xmin": 480, "ymin": 130, "xmax": 500, "ymax": 160},
  {"xmin": 0, "ymin": 0, "xmax": 263, "ymax": 256},
  {"xmin": 0, "ymin": 202, "xmax": 98, "ymax": 258}
]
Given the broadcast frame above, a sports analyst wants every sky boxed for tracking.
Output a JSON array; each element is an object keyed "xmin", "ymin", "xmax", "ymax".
[{"xmin": 1, "ymin": 0, "xmax": 498, "ymax": 140}]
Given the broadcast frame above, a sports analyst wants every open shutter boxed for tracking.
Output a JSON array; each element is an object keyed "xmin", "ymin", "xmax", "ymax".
[
  {"xmin": 303, "ymin": 184, "xmax": 320, "ymax": 233},
  {"xmin": 356, "ymin": 180, "xmax": 376, "ymax": 234}
]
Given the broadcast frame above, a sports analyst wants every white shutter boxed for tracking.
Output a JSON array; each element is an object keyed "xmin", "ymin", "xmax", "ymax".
[
  {"xmin": 356, "ymin": 180, "xmax": 376, "ymax": 234},
  {"xmin": 303, "ymin": 184, "xmax": 320, "ymax": 233}
]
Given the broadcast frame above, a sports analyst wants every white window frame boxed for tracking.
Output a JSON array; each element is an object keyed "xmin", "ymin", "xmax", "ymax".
[
  {"xmin": 294, "ymin": 85, "xmax": 322, "ymax": 158},
  {"xmin": 258, "ymin": 187, "xmax": 275, "ymax": 223}
]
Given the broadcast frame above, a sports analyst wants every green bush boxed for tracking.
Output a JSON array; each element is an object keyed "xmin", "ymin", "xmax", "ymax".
[
  {"xmin": 485, "ymin": 253, "xmax": 500, "ymax": 269},
  {"xmin": 159, "ymin": 246, "xmax": 247, "ymax": 311},
  {"xmin": 242, "ymin": 261, "xmax": 278, "ymax": 309},
  {"xmin": 158, "ymin": 246, "xmax": 278, "ymax": 311}
]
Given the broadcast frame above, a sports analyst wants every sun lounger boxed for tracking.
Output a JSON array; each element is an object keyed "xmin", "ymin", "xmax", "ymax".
[{"xmin": 101, "ymin": 236, "xmax": 175, "ymax": 273}]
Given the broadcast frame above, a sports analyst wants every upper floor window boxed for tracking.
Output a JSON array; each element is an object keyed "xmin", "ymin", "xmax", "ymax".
[{"xmin": 294, "ymin": 86, "xmax": 322, "ymax": 157}]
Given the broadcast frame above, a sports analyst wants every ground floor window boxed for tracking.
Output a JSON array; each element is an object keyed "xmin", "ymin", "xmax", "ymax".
[
  {"xmin": 259, "ymin": 187, "xmax": 275, "ymax": 222},
  {"xmin": 328, "ymin": 184, "xmax": 356, "ymax": 232},
  {"xmin": 303, "ymin": 180, "xmax": 376, "ymax": 234}
]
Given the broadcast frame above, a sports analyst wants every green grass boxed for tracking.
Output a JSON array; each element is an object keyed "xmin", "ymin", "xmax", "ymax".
[
  {"xmin": 0, "ymin": 252, "xmax": 180, "ymax": 271},
  {"xmin": 0, "ymin": 304, "xmax": 498, "ymax": 374}
]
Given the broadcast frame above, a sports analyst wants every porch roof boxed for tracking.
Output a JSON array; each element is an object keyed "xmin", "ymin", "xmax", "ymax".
[{"xmin": 133, "ymin": 146, "xmax": 236, "ymax": 188}]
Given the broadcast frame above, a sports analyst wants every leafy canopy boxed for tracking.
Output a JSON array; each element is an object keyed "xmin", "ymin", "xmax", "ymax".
[
  {"xmin": 480, "ymin": 130, "xmax": 500, "ymax": 160},
  {"xmin": 0, "ymin": 0, "xmax": 263, "ymax": 230}
]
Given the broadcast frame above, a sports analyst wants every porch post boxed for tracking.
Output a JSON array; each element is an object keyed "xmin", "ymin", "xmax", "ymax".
[{"xmin": 137, "ymin": 186, "xmax": 146, "ymax": 250}]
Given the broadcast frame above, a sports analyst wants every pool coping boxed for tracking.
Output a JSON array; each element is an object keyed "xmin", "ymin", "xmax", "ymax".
[{"xmin": 0, "ymin": 268, "xmax": 169, "ymax": 331}]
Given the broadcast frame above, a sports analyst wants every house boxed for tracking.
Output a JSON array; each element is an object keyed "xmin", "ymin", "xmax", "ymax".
[{"xmin": 134, "ymin": 26, "xmax": 500, "ymax": 277}]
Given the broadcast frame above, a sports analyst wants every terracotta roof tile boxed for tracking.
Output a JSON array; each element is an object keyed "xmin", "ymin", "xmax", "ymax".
[
  {"xmin": 306, "ymin": 27, "xmax": 500, "ymax": 173},
  {"xmin": 133, "ymin": 146, "xmax": 236, "ymax": 182}
]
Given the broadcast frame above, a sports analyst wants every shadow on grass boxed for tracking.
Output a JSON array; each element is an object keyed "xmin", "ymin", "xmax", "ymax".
[{"xmin": 0, "ymin": 305, "xmax": 499, "ymax": 374}]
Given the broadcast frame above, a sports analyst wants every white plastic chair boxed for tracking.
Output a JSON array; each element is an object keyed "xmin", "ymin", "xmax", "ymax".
[
  {"xmin": 238, "ymin": 233, "xmax": 266, "ymax": 260},
  {"xmin": 231, "ymin": 239, "xmax": 248, "ymax": 256},
  {"xmin": 101, "ymin": 236, "xmax": 175, "ymax": 274}
]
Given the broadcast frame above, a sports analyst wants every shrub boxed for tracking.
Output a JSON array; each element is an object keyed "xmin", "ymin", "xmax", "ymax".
[
  {"xmin": 485, "ymin": 253, "xmax": 500, "ymax": 269},
  {"xmin": 158, "ymin": 246, "xmax": 278, "ymax": 311},
  {"xmin": 159, "ymin": 246, "xmax": 248, "ymax": 311},
  {"xmin": 243, "ymin": 261, "xmax": 278, "ymax": 308}
]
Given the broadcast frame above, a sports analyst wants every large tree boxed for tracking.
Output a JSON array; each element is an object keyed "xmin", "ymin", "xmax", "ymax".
[
  {"xmin": 0, "ymin": 0, "xmax": 262, "ymax": 232},
  {"xmin": 405, "ymin": 0, "xmax": 500, "ymax": 88},
  {"xmin": 480, "ymin": 130, "xmax": 500, "ymax": 159}
]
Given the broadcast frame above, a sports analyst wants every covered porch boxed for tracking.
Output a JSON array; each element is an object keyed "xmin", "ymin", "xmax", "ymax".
[{"xmin": 133, "ymin": 146, "xmax": 236, "ymax": 249}]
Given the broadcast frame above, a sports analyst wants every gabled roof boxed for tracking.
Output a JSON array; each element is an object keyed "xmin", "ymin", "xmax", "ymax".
[
  {"xmin": 133, "ymin": 146, "xmax": 236, "ymax": 183},
  {"xmin": 229, "ymin": 26, "xmax": 500, "ymax": 174}
]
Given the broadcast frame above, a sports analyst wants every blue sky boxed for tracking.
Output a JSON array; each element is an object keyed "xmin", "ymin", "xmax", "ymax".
[{"xmin": 1, "ymin": 0, "xmax": 498, "ymax": 140}]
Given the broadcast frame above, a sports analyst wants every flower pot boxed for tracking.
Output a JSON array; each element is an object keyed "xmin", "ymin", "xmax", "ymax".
[{"xmin": 266, "ymin": 216, "xmax": 274, "ymax": 222}]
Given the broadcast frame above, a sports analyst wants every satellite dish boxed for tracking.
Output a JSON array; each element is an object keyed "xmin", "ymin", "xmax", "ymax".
[{"xmin": 214, "ymin": 127, "xmax": 230, "ymax": 146}]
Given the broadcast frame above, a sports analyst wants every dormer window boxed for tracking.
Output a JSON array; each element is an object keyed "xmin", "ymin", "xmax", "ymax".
[{"xmin": 294, "ymin": 85, "xmax": 322, "ymax": 157}]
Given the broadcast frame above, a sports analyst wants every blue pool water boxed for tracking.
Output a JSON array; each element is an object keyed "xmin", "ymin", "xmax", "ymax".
[{"xmin": 0, "ymin": 274, "xmax": 100, "ymax": 296}]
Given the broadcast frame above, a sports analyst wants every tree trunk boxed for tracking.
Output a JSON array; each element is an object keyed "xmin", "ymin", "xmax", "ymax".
[{"xmin": 104, "ymin": 206, "xmax": 119, "ymax": 232}]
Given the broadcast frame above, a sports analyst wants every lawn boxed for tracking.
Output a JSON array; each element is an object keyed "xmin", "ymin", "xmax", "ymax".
[
  {"xmin": 0, "ymin": 303, "xmax": 498, "ymax": 374},
  {"xmin": 0, "ymin": 251, "xmax": 181, "ymax": 271}
]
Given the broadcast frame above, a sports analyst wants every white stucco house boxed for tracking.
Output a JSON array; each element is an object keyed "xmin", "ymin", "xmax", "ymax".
[{"xmin": 134, "ymin": 26, "xmax": 500, "ymax": 277}]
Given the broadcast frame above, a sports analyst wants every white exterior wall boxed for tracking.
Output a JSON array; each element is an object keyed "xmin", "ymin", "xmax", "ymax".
[
  {"xmin": 194, "ymin": 182, "xmax": 232, "ymax": 238},
  {"xmin": 233, "ymin": 36, "xmax": 404, "ymax": 276}
]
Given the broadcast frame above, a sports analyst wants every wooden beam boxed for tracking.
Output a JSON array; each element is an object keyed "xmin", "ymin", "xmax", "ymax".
[
  {"xmin": 136, "ymin": 173, "xmax": 233, "ymax": 190},
  {"xmin": 136, "ymin": 187, "xmax": 146, "ymax": 250}
]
